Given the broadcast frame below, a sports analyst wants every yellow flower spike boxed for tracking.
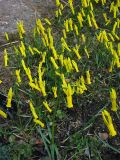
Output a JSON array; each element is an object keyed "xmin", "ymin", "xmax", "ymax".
[
  {"xmin": 86, "ymin": 70, "xmax": 91, "ymax": 84},
  {"xmin": 29, "ymin": 101, "xmax": 38, "ymax": 119},
  {"xmin": 52, "ymin": 86, "xmax": 57, "ymax": 98},
  {"xmin": 17, "ymin": 21, "xmax": 25, "ymax": 39},
  {"xmin": 55, "ymin": 10, "xmax": 59, "ymax": 18},
  {"xmin": 27, "ymin": 68, "xmax": 33, "ymax": 83},
  {"xmin": 59, "ymin": 54, "xmax": 64, "ymax": 66},
  {"xmin": 56, "ymin": 0, "xmax": 60, "ymax": 7},
  {"xmin": 58, "ymin": 8, "xmax": 62, "ymax": 16},
  {"xmin": 74, "ymin": 24, "xmax": 79, "ymax": 36},
  {"xmin": 21, "ymin": 59, "xmax": 27, "ymax": 71},
  {"xmin": 69, "ymin": 18, "xmax": 73, "ymax": 31},
  {"xmin": 0, "ymin": 80, "xmax": 2, "ymax": 84},
  {"xmin": 33, "ymin": 48, "xmax": 41, "ymax": 54},
  {"xmin": 103, "ymin": 13, "xmax": 108, "ymax": 22},
  {"xmin": 4, "ymin": 49, "xmax": 8, "ymax": 67},
  {"xmin": 101, "ymin": 0, "xmax": 106, "ymax": 6},
  {"xmin": 6, "ymin": 87, "xmax": 13, "ymax": 108},
  {"xmin": 102, "ymin": 109, "xmax": 117, "ymax": 137},
  {"xmin": 72, "ymin": 60, "xmax": 79, "ymax": 72},
  {"xmin": 64, "ymin": 20, "xmax": 69, "ymax": 32},
  {"xmin": 43, "ymin": 101, "xmax": 52, "ymax": 113},
  {"xmin": 28, "ymin": 46, "xmax": 34, "ymax": 55},
  {"xmin": 81, "ymin": 8, "xmax": 85, "ymax": 17},
  {"xmin": 80, "ymin": 76, "xmax": 87, "ymax": 91},
  {"xmin": 60, "ymin": 3, "xmax": 64, "ymax": 10},
  {"xmin": 87, "ymin": 15, "xmax": 92, "ymax": 27},
  {"xmin": 19, "ymin": 41, "xmax": 26, "ymax": 57},
  {"xmin": 63, "ymin": 84, "xmax": 74, "ymax": 108},
  {"xmin": 77, "ymin": 12, "xmax": 84, "ymax": 27},
  {"xmin": 82, "ymin": 0, "xmax": 88, "ymax": 8},
  {"xmin": 43, "ymin": 33, "xmax": 49, "ymax": 47},
  {"xmin": 61, "ymin": 74, "xmax": 67, "ymax": 87},
  {"xmin": 67, "ymin": 57, "xmax": 73, "ymax": 71},
  {"xmin": 108, "ymin": 33, "xmax": 115, "ymax": 42},
  {"xmin": 73, "ymin": 45, "xmax": 81, "ymax": 60},
  {"xmin": 110, "ymin": 88, "xmax": 118, "ymax": 112},
  {"xmin": 62, "ymin": 29, "xmax": 67, "ymax": 39},
  {"xmin": 15, "ymin": 69, "xmax": 21, "ymax": 83},
  {"xmin": 5, "ymin": 32, "xmax": 9, "ymax": 41},
  {"xmin": 68, "ymin": 0, "xmax": 75, "ymax": 15},
  {"xmin": 44, "ymin": 18, "xmax": 51, "ymax": 25},
  {"xmin": 0, "ymin": 109, "xmax": 7, "ymax": 119},
  {"xmin": 36, "ymin": 19, "xmax": 45, "ymax": 35},
  {"xmin": 84, "ymin": 47, "xmax": 90, "ymax": 58},
  {"xmin": 29, "ymin": 82, "xmax": 41, "ymax": 92},
  {"xmin": 91, "ymin": 17, "xmax": 99, "ymax": 30},
  {"xmin": 112, "ymin": 22, "xmax": 117, "ymax": 35},
  {"xmin": 81, "ymin": 34, "xmax": 86, "ymax": 43},
  {"xmin": 51, "ymin": 46, "xmax": 58, "ymax": 60},
  {"xmin": 90, "ymin": 2, "xmax": 93, "ymax": 11},
  {"xmin": 33, "ymin": 119, "xmax": 45, "ymax": 128},
  {"xmin": 47, "ymin": 27, "xmax": 54, "ymax": 48},
  {"xmin": 38, "ymin": 80, "xmax": 47, "ymax": 97},
  {"xmin": 61, "ymin": 37, "xmax": 71, "ymax": 52},
  {"xmin": 50, "ymin": 57, "xmax": 59, "ymax": 70}
]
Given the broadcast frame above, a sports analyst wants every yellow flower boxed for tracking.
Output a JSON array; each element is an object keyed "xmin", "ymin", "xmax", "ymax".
[
  {"xmin": 110, "ymin": 88, "xmax": 118, "ymax": 112},
  {"xmin": 44, "ymin": 18, "xmax": 51, "ymax": 25},
  {"xmin": 33, "ymin": 48, "xmax": 41, "ymax": 54},
  {"xmin": 52, "ymin": 87, "xmax": 57, "ymax": 98},
  {"xmin": 72, "ymin": 60, "xmax": 79, "ymax": 72},
  {"xmin": 59, "ymin": 54, "xmax": 64, "ymax": 66},
  {"xmin": 50, "ymin": 57, "xmax": 59, "ymax": 69},
  {"xmin": 68, "ymin": 0, "xmax": 75, "ymax": 15},
  {"xmin": 33, "ymin": 119, "xmax": 45, "ymax": 128},
  {"xmin": 39, "ymin": 80, "xmax": 47, "ymax": 96},
  {"xmin": 17, "ymin": 21, "xmax": 25, "ymax": 39},
  {"xmin": 43, "ymin": 101, "xmax": 52, "ymax": 113},
  {"xmin": 61, "ymin": 37, "xmax": 71, "ymax": 52},
  {"xmin": 73, "ymin": 45, "xmax": 81, "ymax": 60},
  {"xmin": 80, "ymin": 76, "xmax": 87, "ymax": 91},
  {"xmin": 5, "ymin": 32, "xmax": 9, "ymax": 41},
  {"xmin": 77, "ymin": 12, "xmax": 83, "ymax": 27},
  {"xmin": 64, "ymin": 20, "xmax": 69, "ymax": 32},
  {"xmin": 15, "ymin": 69, "xmax": 21, "ymax": 83},
  {"xmin": 91, "ymin": 16, "xmax": 99, "ymax": 29},
  {"xmin": 62, "ymin": 29, "xmax": 67, "ymax": 39},
  {"xmin": 4, "ymin": 49, "xmax": 8, "ymax": 67},
  {"xmin": 28, "ymin": 46, "xmax": 34, "ymax": 55},
  {"xmin": 51, "ymin": 46, "xmax": 58, "ymax": 60},
  {"xmin": 0, "ymin": 109, "xmax": 7, "ymax": 118},
  {"xmin": 86, "ymin": 70, "xmax": 91, "ymax": 84},
  {"xmin": 0, "ymin": 80, "xmax": 2, "ymax": 84},
  {"xmin": 69, "ymin": 18, "xmax": 73, "ymax": 31},
  {"xmin": 74, "ymin": 24, "xmax": 79, "ymax": 36},
  {"xmin": 84, "ymin": 47, "xmax": 89, "ymax": 58},
  {"xmin": 63, "ymin": 83, "xmax": 74, "ymax": 108},
  {"xmin": 87, "ymin": 15, "xmax": 92, "ymax": 27},
  {"xmin": 6, "ymin": 87, "xmax": 13, "ymax": 108},
  {"xmin": 56, "ymin": 0, "xmax": 60, "ymax": 7},
  {"xmin": 29, "ymin": 101, "xmax": 38, "ymax": 119},
  {"xmin": 29, "ymin": 82, "xmax": 41, "ymax": 92},
  {"xmin": 81, "ymin": 34, "xmax": 86, "ymax": 43},
  {"xmin": 19, "ymin": 41, "xmax": 26, "ymax": 57},
  {"xmin": 102, "ymin": 109, "xmax": 117, "ymax": 137}
]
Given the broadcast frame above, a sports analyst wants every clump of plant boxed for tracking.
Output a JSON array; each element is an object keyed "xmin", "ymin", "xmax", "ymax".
[{"xmin": 0, "ymin": 0, "xmax": 120, "ymax": 159}]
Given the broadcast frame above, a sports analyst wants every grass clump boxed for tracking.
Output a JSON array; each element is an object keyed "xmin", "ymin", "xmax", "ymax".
[{"xmin": 0, "ymin": 0, "xmax": 120, "ymax": 159}]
